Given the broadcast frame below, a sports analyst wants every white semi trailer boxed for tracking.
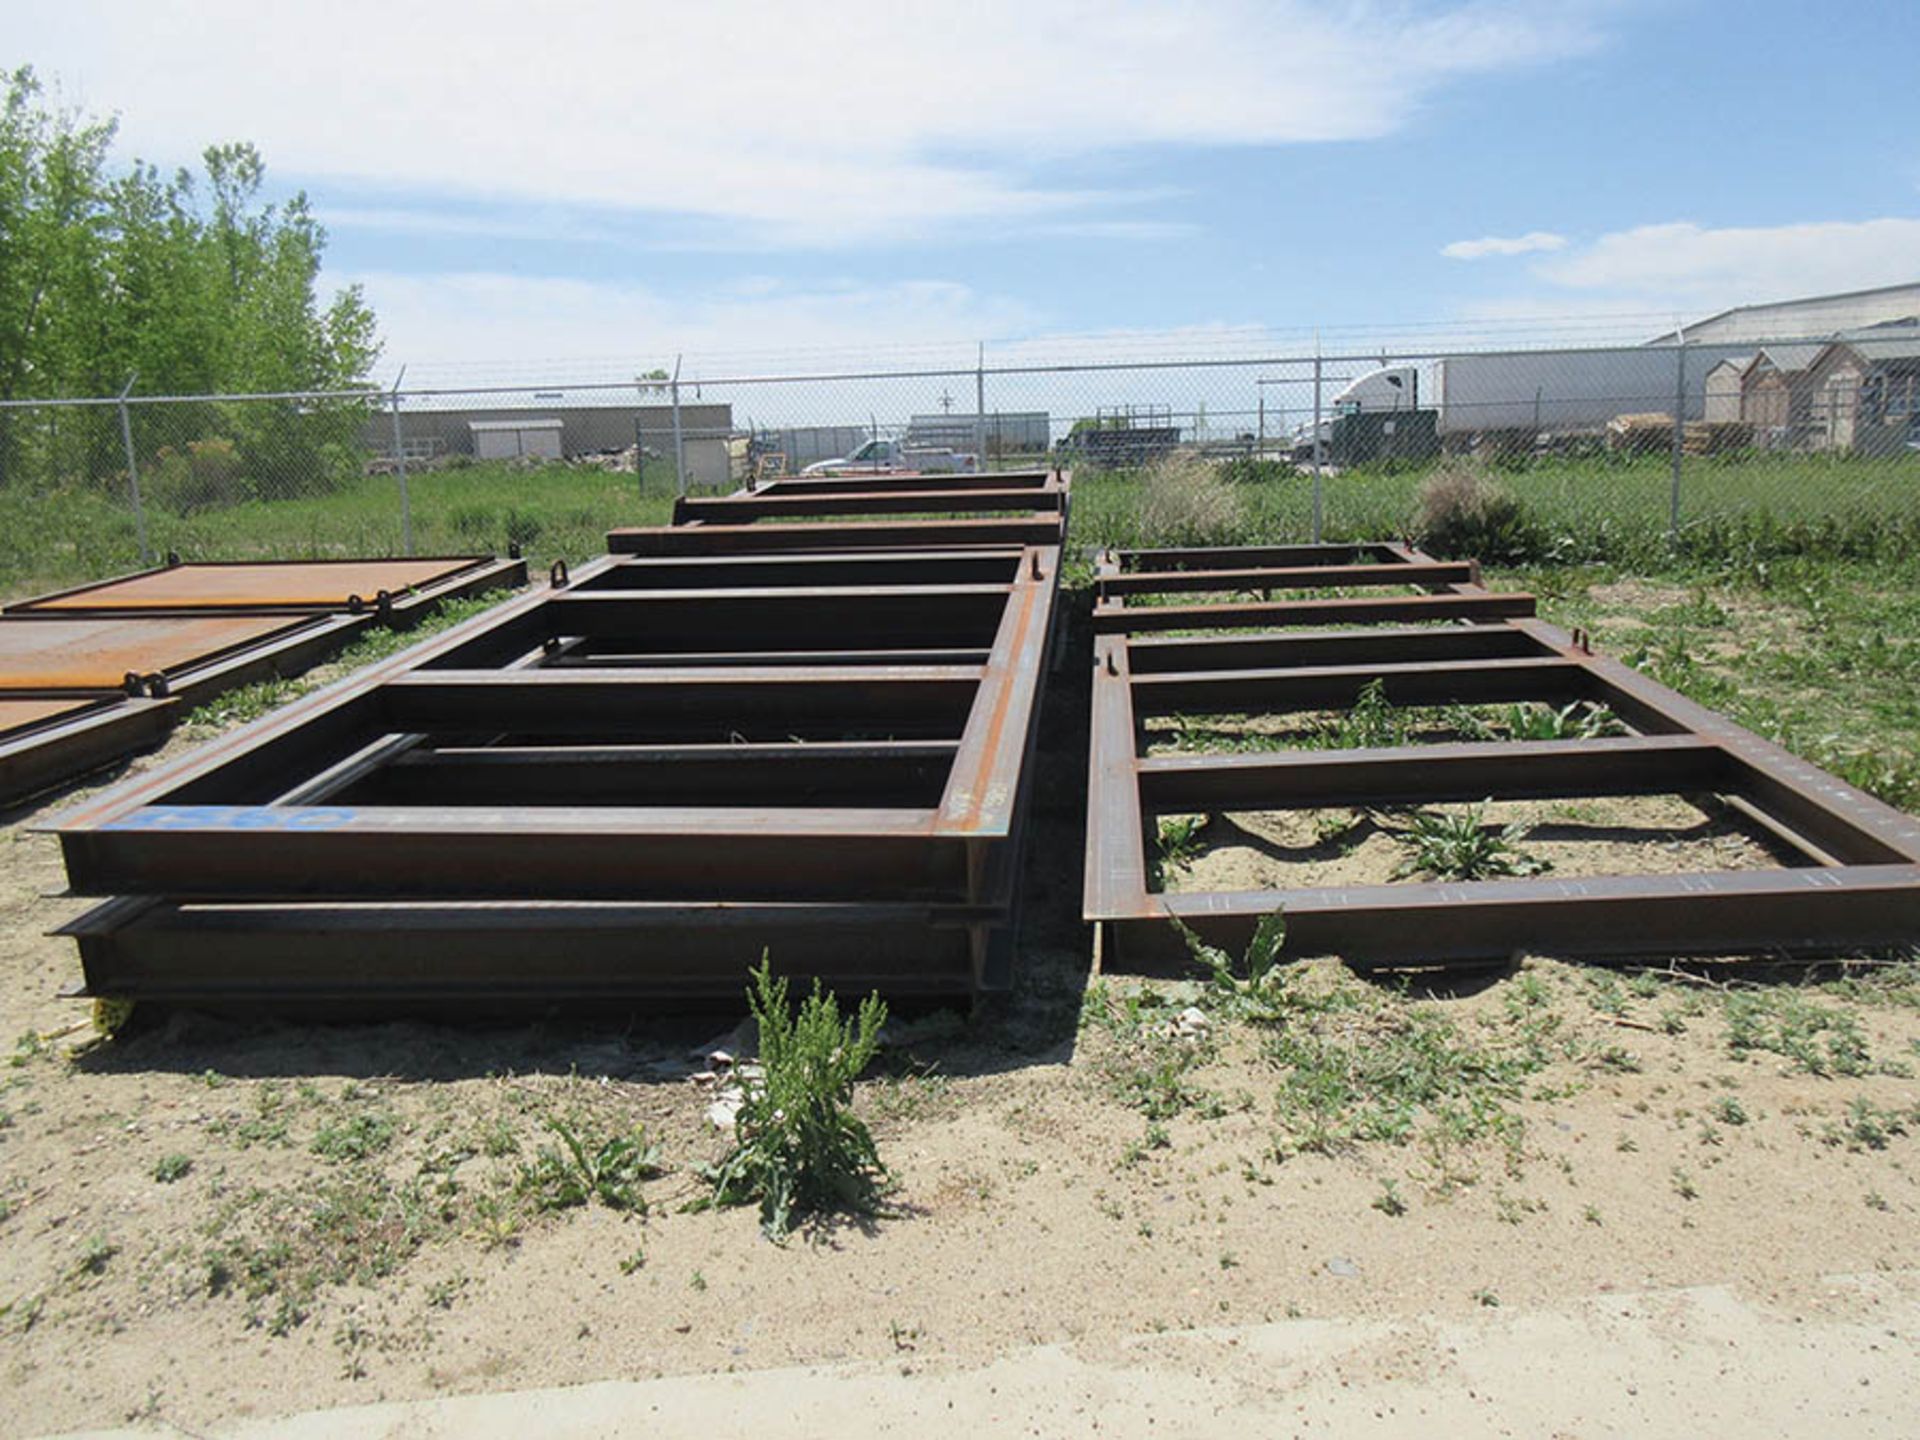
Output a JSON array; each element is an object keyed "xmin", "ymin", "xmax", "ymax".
[{"xmin": 1328, "ymin": 344, "xmax": 1758, "ymax": 442}]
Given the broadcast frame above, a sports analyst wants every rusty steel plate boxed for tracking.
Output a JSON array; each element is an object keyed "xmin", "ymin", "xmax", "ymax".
[
  {"xmin": 0, "ymin": 614, "xmax": 316, "ymax": 691},
  {"xmin": 0, "ymin": 697, "xmax": 101, "ymax": 738},
  {"xmin": 10, "ymin": 559, "xmax": 485, "ymax": 614}
]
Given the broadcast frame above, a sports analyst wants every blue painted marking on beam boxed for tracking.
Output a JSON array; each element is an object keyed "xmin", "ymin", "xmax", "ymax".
[{"xmin": 102, "ymin": 806, "xmax": 356, "ymax": 832}]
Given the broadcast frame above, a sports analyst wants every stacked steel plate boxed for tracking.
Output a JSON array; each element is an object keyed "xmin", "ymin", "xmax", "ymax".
[{"xmin": 0, "ymin": 557, "xmax": 523, "ymax": 806}]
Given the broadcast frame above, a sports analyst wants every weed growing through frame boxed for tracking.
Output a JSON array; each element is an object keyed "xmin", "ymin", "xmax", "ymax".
[
  {"xmin": 1154, "ymin": 813, "xmax": 1208, "ymax": 883},
  {"xmin": 1331, "ymin": 678, "xmax": 1406, "ymax": 749},
  {"xmin": 1392, "ymin": 801, "xmax": 1549, "ymax": 882},
  {"xmin": 1494, "ymin": 701, "xmax": 1624, "ymax": 742}
]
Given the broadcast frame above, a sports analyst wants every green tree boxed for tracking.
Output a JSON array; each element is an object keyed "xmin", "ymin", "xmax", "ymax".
[{"xmin": 0, "ymin": 64, "xmax": 380, "ymax": 496}]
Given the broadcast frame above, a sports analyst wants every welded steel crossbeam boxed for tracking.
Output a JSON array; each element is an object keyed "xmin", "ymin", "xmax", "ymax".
[
  {"xmin": 752, "ymin": 470, "xmax": 1058, "ymax": 497},
  {"xmin": 610, "ymin": 516, "xmax": 1067, "ymax": 555},
  {"xmin": 674, "ymin": 469, "xmax": 1069, "ymax": 527},
  {"xmin": 678, "ymin": 487, "xmax": 1065, "ymax": 523}
]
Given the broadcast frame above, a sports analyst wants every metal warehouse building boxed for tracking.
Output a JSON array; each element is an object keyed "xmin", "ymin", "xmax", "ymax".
[
  {"xmin": 907, "ymin": 411, "xmax": 1052, "ymax": 456},
  {"xmin": 1673, "ymin": 281, "xmax": 1920, "ymax": 343},
  {"xmin": 370, "ymin": 398, "xmax": 735, "ymax": 487}
]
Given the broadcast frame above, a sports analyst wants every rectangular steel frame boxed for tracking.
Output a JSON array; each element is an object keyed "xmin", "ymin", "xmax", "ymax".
[
  {"xmin": 53, "ymin": 471, "xmax": 1068, "ymax": 1006},
  {"xmin": 0, "ymin": 556, "xmax": 527, "ymax": 809},
  {"xmin": 1086, "ymin": 542, "xmax": 1920, "ymax": 967},
  {"xmin": 6, "ymin": 555, "xmax": 524, "ymax": 619}
]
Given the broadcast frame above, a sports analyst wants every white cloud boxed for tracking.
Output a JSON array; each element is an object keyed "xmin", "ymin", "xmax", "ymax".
[
  {"xmin": 1536, "ymin": 218, "xmax": 1920, "ymax": 304},
  {"xmin": 1442, "ymin": 230, "xmax": 1568, "ymax": 259},
  {"xmin": 17, "ymin": 1, "xmax": 1605, "ymax": 245},
  {"xmin": 1028, "ymin": 219, "xmax": 1201, "ymax": 242},
  {"xmin": 318, "ymin": 207, "xmax": 615, "ymax": 244},
  {"xmin": 344, "ymin": 270, "xmax": 1042, "ymax": 380}
]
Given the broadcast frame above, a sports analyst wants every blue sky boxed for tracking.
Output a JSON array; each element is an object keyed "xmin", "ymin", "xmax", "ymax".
[{"xmin": 15, "ymin": 1, "xmax": 1920, "ymax": 376}]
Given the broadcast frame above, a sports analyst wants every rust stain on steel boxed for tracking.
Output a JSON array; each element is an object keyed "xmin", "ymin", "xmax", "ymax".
[
  {"xmin": 939, "ymin": 549, "xmax": 1042, "ymax": 833},
  {"xmin": 0, "ymin": 696, "xmax": 99, "ymax": 736},
  {"xmin": 0, "ymin": 615, "xmax": 313, "ymax": 690},
  {"xmin": 13, "ymin": 559, "xmax": 483, "ymax": 613}
]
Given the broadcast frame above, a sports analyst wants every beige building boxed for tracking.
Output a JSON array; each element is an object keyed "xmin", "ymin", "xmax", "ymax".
[
  {"xmin": 370, "ymin": 400, "xmax": 736, "ymax": 486},
  {"xmin": 1702, "ymin": 356, "xmax": 1753, "ymax": 423},
  {"xmin": 1803, "ymin": 333, "xmax": 1920, "ymax": 454},
  {"xmin": 1739, "ymin": 343, "xmax": 1825, "ymax": 441}
]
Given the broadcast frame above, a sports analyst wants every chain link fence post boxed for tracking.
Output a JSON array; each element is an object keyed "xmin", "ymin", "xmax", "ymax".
[
  {"xmin": 116, "ymin": 374, "xmax": 152, "ymax": 565},
  {"xmin": 670, "ymin": 355, "xmax": 687, "ymax": 497},
  {"xmin": 1311, "ymin": 349, "xmax": 1325, "ymax": 543},
  {"xmin": 389, "ymin": 371, "xmax": 414, "ymax": 556},
  {"xmin": 975, "ymin": 342, "xmax": 987, "ymax": 471},
  {"xmin": 1670, "ymin": 335, "xmax": 1686, "ymax": 547}
]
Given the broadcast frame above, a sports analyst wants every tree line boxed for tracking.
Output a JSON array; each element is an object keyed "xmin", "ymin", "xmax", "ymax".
[{"xmin": 0, "ymin": 64, "xmax": 379, "ymax": 501}]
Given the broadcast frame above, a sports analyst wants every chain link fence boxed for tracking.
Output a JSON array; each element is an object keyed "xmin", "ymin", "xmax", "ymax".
[{"xmin": 3, "ymin": 332, "xmax": 1916, "ymax": 593}]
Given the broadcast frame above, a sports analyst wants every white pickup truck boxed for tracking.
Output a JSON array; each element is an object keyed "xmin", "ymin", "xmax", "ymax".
[{"xmin": 801, "ymin": 437, "xmax": 979, "ymax": 475}]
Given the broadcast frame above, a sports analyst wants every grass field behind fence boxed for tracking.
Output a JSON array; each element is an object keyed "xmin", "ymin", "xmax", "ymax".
[
  {"xmin": 3, "ymin": 462, "xmax": 679, "ymax": 599},
  {"xmin": 3, "ymin": 448, "xmax": 1918, "ymax": 601},
  {"xmin": 3, "ymin": 442, "xmax": 1912, "ymax": 815},
  {"xmin": 1070, "ymin": 452, "xmax": 1920, "ymax": 567}
]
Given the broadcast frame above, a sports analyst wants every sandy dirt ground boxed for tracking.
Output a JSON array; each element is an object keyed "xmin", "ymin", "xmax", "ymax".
[
  {"xmin": 3, "ymin": 664, "xmax": 1919, "ymax": 1436},
  {"xmin": 50, "ymin": 1275, "xmax": 1920, "ymax": 1438},
  {"xmin": 1166, "ymin": 793, "xmax": 1790, "ymax": 894}
]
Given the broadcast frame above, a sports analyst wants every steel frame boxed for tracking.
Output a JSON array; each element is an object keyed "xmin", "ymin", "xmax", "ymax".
[
  {"xmin": 1086, "ymin": 542, "xmax": 1920, "ymax": 967},
  {"xmin": 53, "ymin": 471, "xmax": 1068, "ymax": 1007},
  {"xmin": 6, "ymin": 555, "xmax": 522, "ymax": 619},
  {"xmin": 0, "ymin": 556, "xmax": 526, "ymax": 809}
]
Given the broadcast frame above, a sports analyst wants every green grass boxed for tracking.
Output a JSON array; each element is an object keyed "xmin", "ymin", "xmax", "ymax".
[
  {"xmin": 1253, "ymin": 967, "xmax": 1547, "ymax": 1157},
  {"xmin": 310, "ymin": 1111, "xmax": 398, "ymax": 1164},
  {"xmin": 1722, "ymin": 988, "xmax": 1874, "ymax": 1077},
  {"xmin": 10, "ymin": 446, "xmax": 1916, "ymax": 601},
  {"xmin": 1066, "ymin": 451, "xmax": 1920, "ymax": 574},
  {"xmin": 0, "ymin": 458, "xmax": 675, "ymax": 600},
  {"xmin": 1493, "ymin": 554, "xmax": 1920, "ymax": 811}
]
